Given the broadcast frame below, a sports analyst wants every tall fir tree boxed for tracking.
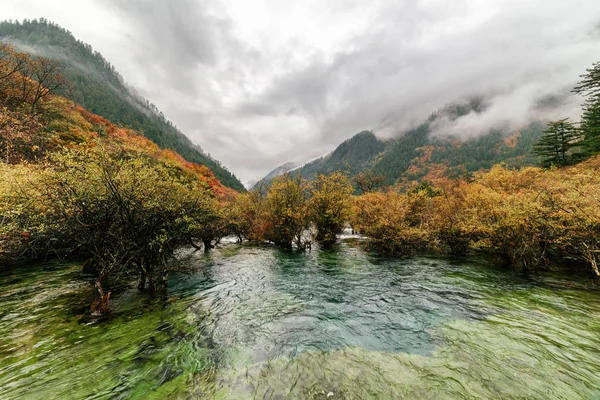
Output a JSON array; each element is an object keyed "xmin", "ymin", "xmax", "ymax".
[
  {"xmin": 533, "ymin": 119, "xmax": 582, "ymax": 168},
  {"xmin": 573, "ymin": 61, "xmax": 600, "ymax": 155}
]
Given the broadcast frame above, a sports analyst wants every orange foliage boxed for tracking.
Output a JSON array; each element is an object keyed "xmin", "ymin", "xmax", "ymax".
[
  {"xmin": 352, "ymin": 157, "xmax": 600, "ymax": 274},
  {"xmin": 1, "ymin": 42, "xmax": 230, "ymax": 196},
  {"xmin": 74, "ymin": 103, "xmax": 227, "ymax": 195},
  {"xmin": 504, "ymin": 131, "xmax": 520, "ymax": 148}
]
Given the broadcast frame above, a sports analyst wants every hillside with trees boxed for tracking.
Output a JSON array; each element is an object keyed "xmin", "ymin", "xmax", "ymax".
[
  {"xmin": 283, "ymin": 102, "xmax": 545, "ymax": 192},
  {"xmin": 0, "ymin": 42, "xmax": 242, "ymax": 312},
  {"xmin": 0, "ymin": 18, "xmax": 245, "ymax": 191}
]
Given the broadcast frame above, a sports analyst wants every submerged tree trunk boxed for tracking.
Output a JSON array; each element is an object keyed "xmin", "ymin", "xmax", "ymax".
[
  {"xmin": 91, "ymin": 279, "xmax": 111, "ymax": 314},
  {"xmin": 203, "ymin": 238, "xmax": 213, "ymax": 252},
  {"xmin": 136, "ymin": 261, "xmax": 147, "ymax": 291},
  {"xmin": 583, "ymin": 246, "xmax": 600, "ymax": 277},
  {"xmin": 591, "ymin": 257, "xmax": 600, "ymax": 277},
  {"xmin": 137, "ymin": 274, "xmax": 146, "ymax": 291},
  {"xmin": 189, "ymin": 238, "xmax": 203, "ymax": 251}
]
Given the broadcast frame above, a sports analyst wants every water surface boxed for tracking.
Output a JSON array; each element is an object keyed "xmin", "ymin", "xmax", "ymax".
[{"xmin": 1, "ymin": 239, "xmax": 599, "ymax": 399}]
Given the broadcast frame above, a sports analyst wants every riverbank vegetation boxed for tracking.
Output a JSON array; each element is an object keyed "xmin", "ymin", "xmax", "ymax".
[
  {"xmin": 0, "ymin": 42, "xmax": 233, "ymax": 311},
  {"xmin": 231, "ymin": 155, "xmax": 600, "ymax": 278},
  {"xmin": 0, "ymin": 19, "xmax": 245, "ymax": 190},
  {"xmin": 230, "ymin": 172, "xmax": 353, "ymax": 249},
  {"xmin": 351, "ymin": 159, "xmax": 600, "ymax": 276}
]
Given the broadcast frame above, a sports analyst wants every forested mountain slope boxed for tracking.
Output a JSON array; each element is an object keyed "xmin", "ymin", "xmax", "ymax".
[
  {"xmin": 292, "ymin": 131, "xmax": 386, "ymax": 181},
  {"xmin": 286, "ymin": 102, "xmax": 545, "ymax": 190},
  {"xmin": 0, "ymin": 18, "xmax": 244, "ymax": 191}
]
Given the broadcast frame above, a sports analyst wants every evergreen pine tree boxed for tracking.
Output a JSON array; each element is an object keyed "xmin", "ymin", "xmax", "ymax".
[
  {"xmin": 533, "ymin": 119, "xmax": 582, "ymax": 167},
  {"xmin": 579, "ymin": 101, "xmax": 600, "ymax": 154},
  {"xmin": 573, "ymin": 61, "xmax": 600, "ymax": 155}
]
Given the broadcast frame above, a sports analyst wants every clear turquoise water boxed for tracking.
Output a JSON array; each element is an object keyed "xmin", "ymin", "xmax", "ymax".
[{"xmin": 1, "ymin": 239, "xmax": 599, "ymax": 399}]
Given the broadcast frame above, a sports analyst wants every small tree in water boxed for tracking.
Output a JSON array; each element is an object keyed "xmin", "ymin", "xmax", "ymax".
[
  {"xmin": 264, "ymin": 174, "xmax": 310, "ymax": 249},
  {"xmin": 310, "ymin": 172, "xmax": 353, "ymax": 247},
  {"xmin": 45, "ymin": 145, "xmax": 217, "ymax": 312}
]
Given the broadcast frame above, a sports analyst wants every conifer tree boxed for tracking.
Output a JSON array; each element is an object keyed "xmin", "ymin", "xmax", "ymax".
[
  {"xmin": 573, "ymin": 61, "xmax": 600, "ymax": 155},
  {"xmin": 533, "ymin": 119, "xmax": 581, "ymax": 167}
]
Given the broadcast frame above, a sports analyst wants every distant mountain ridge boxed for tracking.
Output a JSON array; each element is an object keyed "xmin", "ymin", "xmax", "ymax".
[
  {"xmin": 263, "ymin": 162, "xmax": 298, "ymax": 181},
  {"xmin": 288, "ymin": 130, "xmax": 386, "ymax": 181},
  {"xmin": 251, "ymin": 161, "xmax": 298, "ymax": 188},
  {"xmin": 262, "ymin": 101, "xmax": 545, "ymax": 190},
  {"xmin": 0, "ymin": 18, "xmax": 245, "ymax": 191}
]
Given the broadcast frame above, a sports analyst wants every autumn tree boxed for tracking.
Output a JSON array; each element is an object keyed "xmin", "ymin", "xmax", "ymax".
[
  {"xmin": 541, "ymin": 156, "xmax": 600, "ymax": 277},
  {"xmin": 533, "ymin": 119, "xmax": 582, "ymax": 167},
  {"xmin": 230, "ymin": 190, "xmax": 270, "ymax": 241},
  {"xmin": 264, "ymin": 174, "xmax": 310, "ymax": 249},
  {"xmin": 43, "ymin": 145, "xmax": 217, "ymax": 312},
  {"xmin": 187, "ymin": 194, "xmax": 224, "ymax": 252},
  {"xmin": 26, "ymin": 57, "xmax": 66, "ymax": 113},
  {"xmin": 351, "ymin": 192, "xmax": 431, "ymax": 256},
  {"xmin": 0, "ymin": 42, "xmax": 27, "ymax": 94},
  {"xmin": 460, "ymin": 166, "xmax": 553, "ymax": 269},
  {"xmin": 0, "ymin": 41, "xmax": 66, "ymax": 113},
  {"xmin": 353, "ymin": 170, "xmax": 385, "ymax": 194},
  {"xmin": 428, "ymin": 180, "xmax": 471, "ymax": 256},
  {"xmin": 310, "ymin": 172, "xmax": 353, "ymax": 247},
  {"xmin": 0, "ymin": 162, "xmax": 60, "ymax": 266}
]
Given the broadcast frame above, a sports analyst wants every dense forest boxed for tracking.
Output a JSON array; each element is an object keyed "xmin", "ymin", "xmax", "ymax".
[{"xmin": 0, "ymin": 18, "xmax": 245, "ymax": 191}]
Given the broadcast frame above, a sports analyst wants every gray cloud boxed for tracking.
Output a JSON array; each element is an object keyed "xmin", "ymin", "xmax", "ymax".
[
  {"xmin": 4, "ymin": 0, "xmax": 600, "ymax": 183},
  {"xmin": 105, "ymin": 0, "xmax": 227, "ymax": 93}
]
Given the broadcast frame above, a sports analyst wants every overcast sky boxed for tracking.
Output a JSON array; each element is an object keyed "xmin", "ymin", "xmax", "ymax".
[{"xmin": 2, "ymin": 0, "xmax": 600, "ymax": 182}]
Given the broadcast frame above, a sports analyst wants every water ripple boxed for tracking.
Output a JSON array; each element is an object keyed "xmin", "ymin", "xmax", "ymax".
[{"xmin": 1, "ymin": 243, "xmax": 599, "ymax": 399}]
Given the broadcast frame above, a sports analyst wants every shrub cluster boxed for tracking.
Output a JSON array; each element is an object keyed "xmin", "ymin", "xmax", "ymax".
[
  {"xmin": 1, "ymin": 144, "xmax": 225, "ymax": 312},
  {"xmin": 229, "ymin": 172, "xmax": 353, "ymax": 249},
  {"xmin": 351, "ymin": 160, "xmax": 600, "ymax": 276}
]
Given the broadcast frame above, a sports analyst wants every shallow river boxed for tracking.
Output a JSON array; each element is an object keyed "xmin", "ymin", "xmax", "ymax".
[{"xmin": 1, "ymin": 238, "xmax": 600, "ymax": 399}]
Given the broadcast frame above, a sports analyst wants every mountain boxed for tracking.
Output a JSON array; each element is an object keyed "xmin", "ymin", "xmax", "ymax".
[
  {"xmin": 0, "ymin": 18, "xmax": 245, "ymax": 191},
  {"xmin": 251, "ymin": 162, "xmax": 298, "ymax": 188},
  {"xmin": 286, "ymin": 131, "xmax": 386, "ymax": 182},
  {"xmin": 280, "ymin": 101, "xmax": 545, "ymax": 190}
]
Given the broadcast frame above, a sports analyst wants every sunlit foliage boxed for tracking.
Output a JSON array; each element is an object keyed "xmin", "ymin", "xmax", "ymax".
[
  {"xmin": 351, "ymin": 159, "xmax": 600, "ymax": 276},
  {"xmin": 0, "ymin": 47, "xmax": 233, "ymax": 312},
  {"xmin": 351, "ymin": 192, "xmax": 431, "ymax": 257},
  {"xmin": 0, "ymin": 41, "xmax": 67, "ymax": 113}
]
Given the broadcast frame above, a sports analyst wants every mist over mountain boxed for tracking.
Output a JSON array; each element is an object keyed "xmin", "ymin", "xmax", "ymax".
[
  {"xmin": 3, "ymin": 1, "xmax": 598, "ymax": 182},
  {"xmin": 261, "ymin": 162, "xmax": 298, "ymax": 182},
  {"xmin": 0, "ymin": 18, "xmax": 245, "ymax": 191},
  {"xmin": 264, "ymin": 99, "xmax": 546, "ymax": 189}
]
